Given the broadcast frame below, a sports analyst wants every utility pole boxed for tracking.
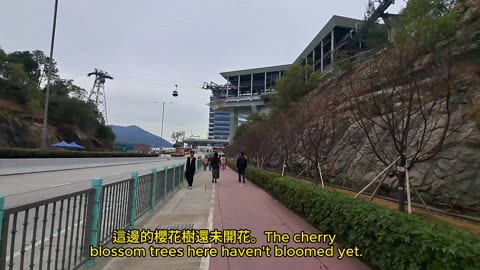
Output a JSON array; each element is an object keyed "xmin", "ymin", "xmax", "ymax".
[
  {"xmin": 154, "ymin": 101, "xmax": 173, "ymax": 154},
  {"xmin": 40, "ymin": 0, "xmax": 59, "ymax": 150}
]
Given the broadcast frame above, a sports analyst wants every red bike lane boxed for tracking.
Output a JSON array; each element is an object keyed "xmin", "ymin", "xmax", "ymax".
[{"xmin": 209, "ymin": 167, "xmax": 371, "ymax": 270}]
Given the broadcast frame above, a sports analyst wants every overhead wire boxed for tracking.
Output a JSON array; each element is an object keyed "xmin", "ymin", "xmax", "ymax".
[
  {"xmin": 113, "ymin": 80, "xmax": 202, "ymax": 89},
  {"xmin": 73, "ymin": 0, "xmax": 252, "ymax": 57},
  {"xmin": 73, "ymin": 78, "xmax": 91, "ymax": 85},
  {"xmin": 63, "ymin": 74, "xmax": 210, "ymax": 93},
  {"xmin": 63, "ymin": 73, "xmax": 209, "ymax": 89},
  {"xmin": 60, "ymin": 1, "xmax": 250, "ymax": 89},
  {"xmin": 112, "ymin": 74, "xmax": 201, "ymax": 87}
]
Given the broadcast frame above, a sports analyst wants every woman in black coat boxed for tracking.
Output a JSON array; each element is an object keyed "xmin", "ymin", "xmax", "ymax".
[{"xmin": 211, "ymin": 152, "xmax": 221, "ymax": 183}]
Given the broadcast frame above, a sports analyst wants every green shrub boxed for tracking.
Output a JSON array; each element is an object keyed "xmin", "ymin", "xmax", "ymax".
[
  {"xmin": 227, "ymin": 162, "xmax": 480, "ymax": 270},
  {"xmin": 0, "ymin": 148, "xmax": 159, "ymax": 158}
]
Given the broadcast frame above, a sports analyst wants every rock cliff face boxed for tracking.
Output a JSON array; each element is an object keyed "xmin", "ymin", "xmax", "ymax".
[
  {"xmin": 328, "ymin": 119, "xmax": 480, "ymax": 213},
  {"xmin": 317, "ymin": 1, "xmax": 480, "ymax": 214},
  {"xmin": 0, "ymin": 112, "xmax": 110, "ymax": 150}
]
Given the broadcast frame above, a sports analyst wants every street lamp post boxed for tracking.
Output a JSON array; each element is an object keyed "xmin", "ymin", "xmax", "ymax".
[
  {"xmin": 41, "ymin": 0, "xmax": 59, "ymax": 150},
  {"xmin": 154, "ymin": 101, "xmax": 173, "ymax": 155}
]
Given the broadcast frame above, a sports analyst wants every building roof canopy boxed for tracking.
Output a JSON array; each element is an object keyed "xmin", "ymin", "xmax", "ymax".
[
  {"xmin": 219, "ymin": 15, "xmax": 365, "ymax": 78},
  {"xmin": 293, "ymin": 15, "xmax": 365, "ymax": 64},
  {"xmin": 220, "ymin": 64, "xmax": 291, "ymax": 79}
]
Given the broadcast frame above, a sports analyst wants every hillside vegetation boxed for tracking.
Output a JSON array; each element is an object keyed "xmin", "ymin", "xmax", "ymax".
[
  {"xmin": 0, "ymin": 47, "xmax": 115, "ymax": 149},
  {"xmin": 228, "ymin": 0, "xmax": 480, "ymax": 215}
]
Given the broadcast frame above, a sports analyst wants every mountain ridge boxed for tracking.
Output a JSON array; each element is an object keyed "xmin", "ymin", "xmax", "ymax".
[{"xmin": 109, "ymin": 125, "xmax": 172, "ymax": 147}]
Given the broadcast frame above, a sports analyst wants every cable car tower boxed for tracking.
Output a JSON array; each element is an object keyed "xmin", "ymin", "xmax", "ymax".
[{"xmin": 87, "ymin": 69, "xmax": 113, "ymax": 125}]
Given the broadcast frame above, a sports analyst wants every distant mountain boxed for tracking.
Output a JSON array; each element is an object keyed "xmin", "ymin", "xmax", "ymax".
[{"xmin": 109, "ymin": 125, "xmax": 172, "ymax": 147}]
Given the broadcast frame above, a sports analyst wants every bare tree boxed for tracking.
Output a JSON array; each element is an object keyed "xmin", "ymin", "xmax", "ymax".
[
  {"xmin": 236, "ymin": 121, "xmax": 275, "ymax": 169},
  {"xmin": 268, "ymin": 113, "xmax": 298, "ymax": 174},
  {"xmin": 171, "ymin": 131, "xmax": 185, "ymax": 147},
  {"xmin": 296, "ymin": 92, "xmax": 345, "ymax": 185},
  {"xmin": 256, "ymin": 122, "xmax": 278, "ymax": 169},
  {"xmin": 345, "ymin": 40, "xmax": 463, "ymax": 212}
]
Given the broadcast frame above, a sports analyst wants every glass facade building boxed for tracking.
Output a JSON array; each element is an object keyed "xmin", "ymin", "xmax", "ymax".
[
  {"xmin": 207, "ymin": 108, "xmax": 247, "ymax": 140},
  {"xmin": 208, "ymin": 108, "xmax": 231, "ymax": 140}
]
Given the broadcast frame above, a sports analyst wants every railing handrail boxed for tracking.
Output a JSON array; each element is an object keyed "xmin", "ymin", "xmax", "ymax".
[
  {"xmin": 3, "ymin": 167, "xmax": 173, "ymax": 211},
  {"xmin": 0, "ymin": 162, "xmax": 189, "ymax": 270},
  {"xmin": 3, "ymin": 188, "xmax": 95, "ymax": 214}
]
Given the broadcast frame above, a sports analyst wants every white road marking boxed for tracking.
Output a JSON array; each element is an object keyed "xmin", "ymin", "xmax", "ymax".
[
  {"xmin": 49, "ymin": 183, "xmax": 71, "ymax": 188},
  {"xmin": 199, "ymin": 184, "xmax": 215, "ymax": 270}
]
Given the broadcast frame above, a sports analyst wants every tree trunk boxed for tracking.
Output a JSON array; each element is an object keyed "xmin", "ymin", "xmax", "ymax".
[{"xmin": 398, "ymin": 155, "xmax": 406, "ymax": 212}]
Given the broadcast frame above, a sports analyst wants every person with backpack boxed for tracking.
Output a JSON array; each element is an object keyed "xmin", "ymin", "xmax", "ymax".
[{"xmin": 236, "ymin": 151, "xmax": 248, "ymax": 183}]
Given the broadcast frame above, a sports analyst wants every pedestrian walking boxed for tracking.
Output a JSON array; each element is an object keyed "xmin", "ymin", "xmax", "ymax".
[
  {"xmin": 236, "ymin": 151, "xmax": 247, "ymax": 183},
  {"xmin": 185, "ymin": 151, "xmax": 196, "ymax": 190},
  {"xmin": 211, "ymin": 152, "xmax": 221, "ymax": 183},
  {"xmin": 203, "ymin": 155, "xmax": 208, "ymax": 171},
  {"xmin": 220, "ymin": 155, "xmax": 226, "ymax": 171}
]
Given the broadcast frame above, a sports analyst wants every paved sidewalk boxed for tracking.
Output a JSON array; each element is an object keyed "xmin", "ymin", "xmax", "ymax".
[
  {"xmin": 209, "ymin": 166, "xmax": 371, "ymax": 270},
  {"xmin": 94, "ymin": 170, "xmax": 214, "ymax": 270},
  {"xmin": 91, "ymin": 166, "xmax": 370, "ymax": 270}
]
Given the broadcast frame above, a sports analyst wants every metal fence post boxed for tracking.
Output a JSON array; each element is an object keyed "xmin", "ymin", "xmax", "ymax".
[
  {"xmin": 150, "ymin": 169, "xmax": 157, "ymax": 213},
  {"xmin": 181, "ymin": 163, "xmax": 185, "ymax": 185},
  {"xmin": 176, "ymin": 164, "xmax": 179, "ymax": 189},
  {"xmin": 0, "ymin": 196, "xmax": 5, "ymax": 267},
  {"xmin": 172, "ymin": 164, "xmax": 177, "ymax": 192},
  {"xmin": 175, "ymin": 164, "xmax": 179, "ymax": 189},
  {"xmin": 128, "ymin": 172, "xmax": 138, "ymax": 230},
  {"xmin": 163, "ymin": 166, "xmax": 168, "ymax": 201},
  {"xmin": 0, "ymin": 196, "xmax": 4, "ymax": 240},
  {"xmin": 86, "ymin": 178, "xmax": 103, "ymax": 267}
]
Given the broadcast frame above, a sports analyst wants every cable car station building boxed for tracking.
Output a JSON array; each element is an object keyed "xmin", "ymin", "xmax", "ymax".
[{"xmin": 203, "ymin": 15, "xmax": 382, "ymax": 143}]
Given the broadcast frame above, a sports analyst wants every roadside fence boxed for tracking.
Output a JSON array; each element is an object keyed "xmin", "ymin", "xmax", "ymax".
[{"xmin": 0, "ymin": 161, "xmax": 202, "ymax": 270}]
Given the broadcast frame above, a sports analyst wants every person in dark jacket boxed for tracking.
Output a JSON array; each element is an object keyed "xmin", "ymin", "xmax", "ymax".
[
  {"xmin": 236, "ymin": 151, "xmax": 247, "ymax": 183},
  {"xmin": 185, "ymin": 151, "xmax": 196, "ymax": 190},
  {"xmin": 211, "ymin": 151, "xmax": 221, "ymax": 183}
]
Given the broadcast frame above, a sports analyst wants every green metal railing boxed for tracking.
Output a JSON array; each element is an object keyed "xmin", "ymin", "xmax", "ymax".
[{"xmin": 0, "ymin": 162, "xmax": 192, "ymax": 270}]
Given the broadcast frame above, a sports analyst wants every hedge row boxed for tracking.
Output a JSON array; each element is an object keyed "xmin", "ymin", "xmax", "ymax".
[
  {"xmin": 227, "ymin": 161, "xmax": 480, "ymax": 270},
  {"xmin": 0, "ymin": 148, "xmax": 159, "ymax": 158}
]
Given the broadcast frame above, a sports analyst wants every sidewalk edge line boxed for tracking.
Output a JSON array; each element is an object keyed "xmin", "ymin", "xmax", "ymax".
[{"xmin": 199, "ymin": 182, "xmax": 215, "ymax": 270}]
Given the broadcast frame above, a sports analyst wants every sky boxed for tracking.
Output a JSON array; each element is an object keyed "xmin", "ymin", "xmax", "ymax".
[{"xmin": 0, "ymin": 0, "xmax": 405, "ymax": 142}]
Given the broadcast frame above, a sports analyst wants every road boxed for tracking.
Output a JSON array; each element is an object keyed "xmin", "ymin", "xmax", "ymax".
[
  {"xmin": 0, "ymin": 156, "xmax": 168, "ymax": 176},
  {"xmin": 0, "ymin": 157, "xmax": 188, "ymax": 204},
  {"xmin": 0, "ymin": 156, "xmax": 191, "ymax": 270}
]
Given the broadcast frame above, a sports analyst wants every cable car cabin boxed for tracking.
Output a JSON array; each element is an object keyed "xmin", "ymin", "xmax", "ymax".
[{"xmin": 172, "ymin": 84, "xmax": 178, "ymax": 97}]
